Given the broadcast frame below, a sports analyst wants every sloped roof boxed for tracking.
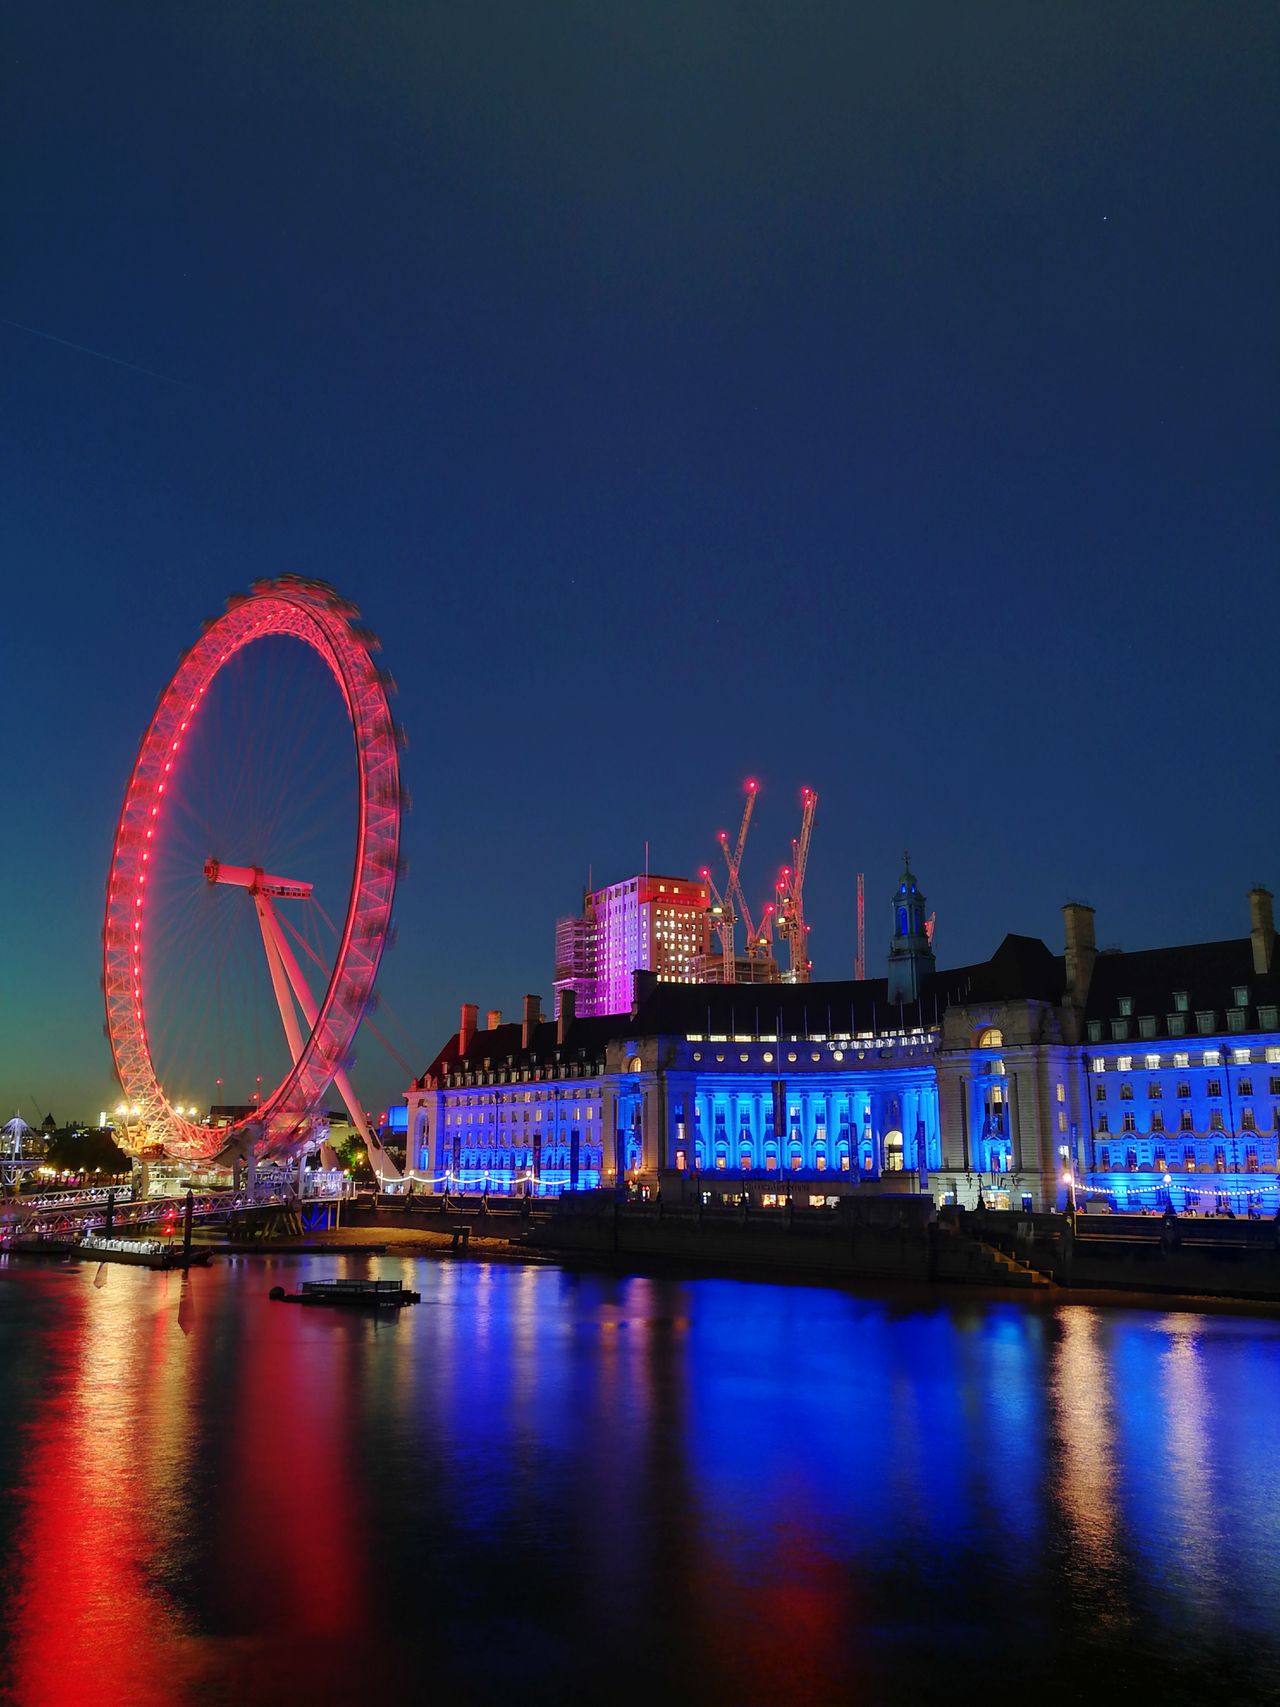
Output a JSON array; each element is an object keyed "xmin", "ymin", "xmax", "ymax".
[
  {"xmin": 1084, "ymin": 936, "xmax": 1279, "ymax": 1031},
  {"xmin": 415, "ymin": 930, "xmax": 1076, "ymax": 1080}
]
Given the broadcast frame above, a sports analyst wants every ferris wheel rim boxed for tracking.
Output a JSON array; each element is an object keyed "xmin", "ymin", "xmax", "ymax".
[{"xmin": 102, "ymin": 576, "xmax": 401, "ymax": 1161}]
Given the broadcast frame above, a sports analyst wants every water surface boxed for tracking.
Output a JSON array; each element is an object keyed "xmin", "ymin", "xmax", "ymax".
[{"xmin": 2, "ymin": 1253, "xmax": 1278, "ymax": 1706}]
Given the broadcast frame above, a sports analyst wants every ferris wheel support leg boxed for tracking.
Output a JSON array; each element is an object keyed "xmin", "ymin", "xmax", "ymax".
[
  {"xmin": 254, "ymin": 896, "xmax": 307, "ymax": 1067},
  {"xmin": 255, "ymin": 892, "xmax": 402, "ymax": 1185}
]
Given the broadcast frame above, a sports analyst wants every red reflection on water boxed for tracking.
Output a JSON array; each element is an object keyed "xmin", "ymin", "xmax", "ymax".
[
  {"xmin": 694, "ymin": 1496, "xmax": 864, "ymax": 1705},
  {"xmin": 5, "ymin": 1273, "xmax": 210, "ymax": 1707},
  {"xmin": 216, "ymin": 1304, "xmax": 372, "ymax": 1637},
  {"xmin": 5, "ymin": 1268, "xmax": 396, "ymax": 1706}
]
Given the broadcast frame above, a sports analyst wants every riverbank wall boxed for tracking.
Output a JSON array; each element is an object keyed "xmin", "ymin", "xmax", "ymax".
[
  {"xmin": 979, "ymin": 1205, "xmax": 1280, "ymax": 1299},
  {"xmin": 349, "ymin": 1193, "xmax": 1280, "ymax": 1299}
]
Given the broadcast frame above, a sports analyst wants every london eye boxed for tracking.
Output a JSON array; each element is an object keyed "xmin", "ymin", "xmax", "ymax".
[{"xmin": 102, "ymin": 577, "xmax": 402, "ymax": 1169}]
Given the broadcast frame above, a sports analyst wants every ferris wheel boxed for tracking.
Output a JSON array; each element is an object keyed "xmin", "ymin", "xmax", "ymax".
[{"xmin": 102, "ymin": 577, "xmax": 403, "ymax": 1168}]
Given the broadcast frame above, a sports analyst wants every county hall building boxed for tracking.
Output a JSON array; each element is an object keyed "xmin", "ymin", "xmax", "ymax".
[{"xmin": 405, "ymin": 867, "xmax": 1280, "ymax": 1215}]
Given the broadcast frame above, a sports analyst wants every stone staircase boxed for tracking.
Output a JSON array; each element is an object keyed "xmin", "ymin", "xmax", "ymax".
[{"xmin": 935, "ymin": 1229, "xmax": 1054, "ymax": 1289}]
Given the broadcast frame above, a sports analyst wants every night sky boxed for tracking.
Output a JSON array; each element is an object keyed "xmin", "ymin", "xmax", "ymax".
[{"xmin": 2, "ymin": 3, "xmax": 1276, "ymax": 1122}]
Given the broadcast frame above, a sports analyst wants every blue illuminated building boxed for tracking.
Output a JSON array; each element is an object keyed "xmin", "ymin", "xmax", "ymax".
[{"xmin": 405, "ymin": 869, "xmax": 1279, "ymax": 1213}]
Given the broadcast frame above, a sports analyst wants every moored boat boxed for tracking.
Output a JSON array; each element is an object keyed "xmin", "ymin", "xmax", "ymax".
[
  {"xmin": 76, "ymin": 1232, "xmax": 213, "ymax": 1269},
  {"xmin": 269, "ymin": 1278, "xmax": 420, "ymax": 1308}
]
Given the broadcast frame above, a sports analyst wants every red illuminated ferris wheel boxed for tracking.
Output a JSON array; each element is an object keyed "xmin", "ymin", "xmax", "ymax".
[{"xmin": 102, "ymin": 577, "xmax": 402, "ymax": 1165}]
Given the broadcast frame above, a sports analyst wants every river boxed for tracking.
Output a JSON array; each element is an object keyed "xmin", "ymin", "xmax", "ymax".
[{"xmin": 1, "ymin": 1252, "xmax": 1278, "ymax": 1706}]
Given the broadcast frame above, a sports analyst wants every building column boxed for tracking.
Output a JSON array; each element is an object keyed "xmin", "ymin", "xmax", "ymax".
[{"xmin": 1009, "ymin": 1074, "xmax": 1024, "ymax": 1172}]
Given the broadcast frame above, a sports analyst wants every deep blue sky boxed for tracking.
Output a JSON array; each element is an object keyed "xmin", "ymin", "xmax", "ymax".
[{"xmin": 2, "ymin": 3, "xmax": 1276, "ymax": 1122}]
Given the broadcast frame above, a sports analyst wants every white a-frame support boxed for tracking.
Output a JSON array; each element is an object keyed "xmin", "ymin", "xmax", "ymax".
[{"xmin": 204, "ymin": 859, "xmax": 401, "ymax": 1183}]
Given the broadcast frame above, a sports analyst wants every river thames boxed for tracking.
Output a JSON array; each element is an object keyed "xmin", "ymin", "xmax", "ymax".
[{"xmin": 2, "ymin": 1254, "xmax": 1278, "ymax": 1706}]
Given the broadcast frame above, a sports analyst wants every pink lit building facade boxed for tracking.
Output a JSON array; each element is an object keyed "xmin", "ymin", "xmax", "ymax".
[{"xmin": 555, "ymin": 874, "xmax": 710, "ymax": 1017}]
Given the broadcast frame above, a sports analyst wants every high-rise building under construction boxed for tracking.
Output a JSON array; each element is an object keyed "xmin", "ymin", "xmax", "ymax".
[{"xmin": 554, "ymin": 874, "xmax": 711, "ymax": 1017}]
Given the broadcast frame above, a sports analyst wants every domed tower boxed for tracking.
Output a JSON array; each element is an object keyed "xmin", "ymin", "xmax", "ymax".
[{"xmin": 887, "ymin": 854, "xmax": 935, "ymax": 1006}]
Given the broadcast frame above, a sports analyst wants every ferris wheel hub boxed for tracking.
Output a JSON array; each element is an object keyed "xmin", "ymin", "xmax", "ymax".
[{"xmin": 203, "ymin": 859, "xmax": 314, "ymax": 899}]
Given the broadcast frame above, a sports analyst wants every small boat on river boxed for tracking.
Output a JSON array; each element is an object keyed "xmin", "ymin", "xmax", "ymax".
[
  {"xmin": 269, "ymin": 1278, "xmax": 420, "ymax": 1308},
  {"xmin": 76, "ymin": 1232, "xmax": 213, "ymax": 1269}
]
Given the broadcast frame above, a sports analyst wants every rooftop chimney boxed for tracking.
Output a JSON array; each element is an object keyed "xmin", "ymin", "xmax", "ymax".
[
  {"xmin": 521, "ymin": 994, "xmax": 541, "ymax": 1049},
  {"xmin": 1063, "ymin": 902, "xmax": 1097, "ymax": 1004},
  {"xmin": 486, "ymin": 1008, "xmax": 502, "ymax": 1031},
  {"xmin": 1249, "ymin": 887, "xmax": 1275, "ymax": 974},
  {"xmin": 632, "ymin": 967, "xmax": 658, "ymax": 1018},
  {"xmin": 459, "ymin": 1002, "xmax": 478, "ymax": 1056},
  {"xmin": 557, "ymin": 988, "xmax": 575, "ymax": 1045}
]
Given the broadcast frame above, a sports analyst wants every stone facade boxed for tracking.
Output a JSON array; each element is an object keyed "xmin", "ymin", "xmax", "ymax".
[{"xmin": 407, "ymin": 879, "xmax": 1280, "ymax": 1215}]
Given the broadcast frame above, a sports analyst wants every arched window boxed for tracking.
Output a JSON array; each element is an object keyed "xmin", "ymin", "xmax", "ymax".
[
  {"xmin": 883, "ymin": 1129, "xmax": 904, "ymax": 1172},
  {"xmin": 627, "ymin": 1056, "xmax": 643, "ymax": 1073},
  {"xmin": 976, "ymin": 1027, "xmax": 1004, "ymax": 1050}
]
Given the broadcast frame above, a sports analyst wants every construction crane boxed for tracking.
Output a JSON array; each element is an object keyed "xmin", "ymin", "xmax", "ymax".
[
  {"xmin": 855, "ymin": 872, "xmax": 866, "ymax": 981},
  {"xmin": 720, "ymin": 779, "xmax": 776, "ymax": 966},
  {"xmin": 776, "ymin": 787, "xmax": 816, "ymax": 982},
  {"xmin": 699, "ymin": 866, "xmax": 737, "ymax": 983}
]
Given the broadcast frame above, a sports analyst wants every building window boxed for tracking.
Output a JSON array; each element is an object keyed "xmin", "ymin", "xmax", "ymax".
[
  {"xmin": 1099, "ymin": 1146, "xmax": 1111, "ymax": 1170},
  {"xmin": 1210, "ymin": 1110, "xmax": 1224, "ymax": 1131},
  {"xmin": 1259, "ymin": 1011, "xmax": 1278, "ymax": 1033},
  {"xmin": 1241, "ymin": 1108, "xmax": 1256, "ymax": 1131},
  {"xmin": 1180, "ymin": 1111, "xmax": 1193, "ymax": 1131},
  {"xmin": 1123, "ymin": 1112, "xmax": 1136, "ymax": 1132},
  {"xmin": 976, "ymin": 1027, "xmax": 1004, "ymax": 1049},
  {"xmin": 1120, "ymin": 1083, "xmax": 1133, "ymax": 1101},
  {"xmin": 1087, "ymin": 1021, "xmax": 1102, "ymax": 1043},
  {"xmin": 1095, "ymin": 1085, "xmax": 1107, "ymax": 1102},
  {"xmin": 1196, "ymin": 1011, "xmax": 1216, "ymax": 1034},
  {"xmin": 1091, "ymin": 1057, "xmax": 1106, "ymax": 1074},
  {"xmin": 1097, "ymin": 1114, "xmax": 1110, "ymax": 1133},
  {"xmin": 1126, "ymin": 1149, "xmax": 1138, "ymax": 1171},
  {"xmin": 1111, "ymin": 1020, "xmax": 1129, "ymax": 1041},
  {"xmin": 1233, "ymin": 1049, "xmax": 1251, "ymax": 1066},
  {"xmin": 1184, "ymin": 1146, "xmax": 1196, "ymax": 1169},
  {"xmin": 1056, "ymin": 1083, "xmax": 1065, "ymax": 1103},
  {"xmin": 1174, "ymin": 1052, "xmax": 1190, "ymax": 1070},
  {"xmin": 1271, "ymin": 1076, "xmax": 1280, "ymax": 1096},
  {"xmin": 1239, "ymin": 1078, "xmax": 1253, "ymax": 1098},
  {"xmin": 1233, "ymin": 986, "xmax": 1249, "ymax": 1008},
  {"xmin": 1117, "ymin": 1055, "xmax": 1133, "ymax": 1073},
  {"xmin": 1245, "ymin": 1147, "xmax": 1259, "ymax": 1173},
  {"xmin": 1213, "ymin": 1146, "xmax": 1226, "ymax": 1172},
  {"xmin": 1118, "ymin": 997, "xmax": 1133, "ymax": 1017},
  {"xmin": 1228, "ymin": 1010, "xmax": 1246, "ymax": 1032},
  {"xmin": 1168, "ymin": 1014, "xmax": 1187, "ymax": 1036},
  {"xmin": 1151, "ymin": 1111, "xmax": 1164, "ymax": 1132},
  {"xmin": 1207, "ymin": 1079, "xmax": 1222, "ymax": 1098},
  {"xmin": 1148, "ymin": 1082, "xmax": 1163, "ymax": 1099},
  {"xmin": 1174, "ymin": 991, "xmax": 1189, "ymax": 1012},
  {"xmin": 1154, "ymin": 1149, "xmax": 1167, "ymax": 1171},
  {"xmin": 1139, "ymin": 1016, "xmax": 1157, "ymax": 1040}
]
